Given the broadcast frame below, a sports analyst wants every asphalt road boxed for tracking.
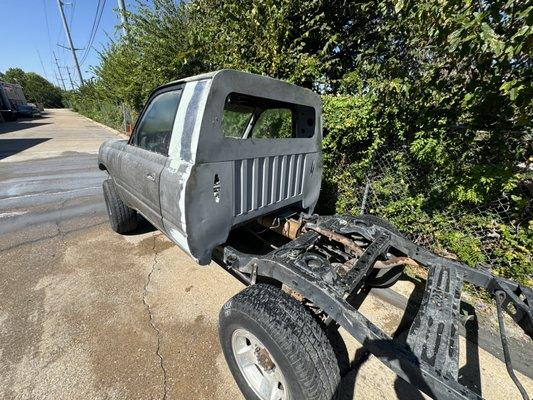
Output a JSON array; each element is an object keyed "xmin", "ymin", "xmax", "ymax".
[{"xmin": 0, "ymin": 109, "xmax": 531, "ymax": 400}]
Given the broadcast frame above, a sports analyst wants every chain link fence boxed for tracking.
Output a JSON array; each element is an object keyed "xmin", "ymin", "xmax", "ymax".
[{"xmin": 356, "ymin": 142, "xmax": 532, "ymax": 283}]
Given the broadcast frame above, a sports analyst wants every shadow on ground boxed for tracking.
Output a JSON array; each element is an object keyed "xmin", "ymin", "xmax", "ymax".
[
  {"xmin": 330, "ymin": 274, "xmax": 483, "ymax": 400},
  {"xmin": 0, "ymin": 138, "xmax": 51, "ymax": 160},
  {"xmin": 0, "ymin": 121, "xmax": 51, "ymax": 135},
  {"xmin": 123, "ymin": 215, "xmax": 158, "ymax": 235}
]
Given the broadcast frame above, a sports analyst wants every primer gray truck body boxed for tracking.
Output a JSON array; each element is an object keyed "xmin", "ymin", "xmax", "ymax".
[{"xmin": 99, "ymin": 70, "xmax": 322, "ymax": 264}]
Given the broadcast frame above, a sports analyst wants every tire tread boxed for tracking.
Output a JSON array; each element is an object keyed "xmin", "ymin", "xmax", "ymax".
[
  {"xmin": 220, "ymin": 284, "xmax": 340, "ymax": 400},
  {"xmin": 103, "ymin": 179, "xmax": 137, "ymax": 234}
]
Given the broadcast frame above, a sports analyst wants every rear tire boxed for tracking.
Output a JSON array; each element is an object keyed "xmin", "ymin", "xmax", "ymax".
[
  {"xmin": 102, "ymin": 179, "xmax": 137, "ymax": 234},
  {"xmin": 368, "ymin": 265, "xmax": 405, "ymax": 288},
  {"xmin": 219, "ymin": 284, "xmax": 340, "ymax": 400}
]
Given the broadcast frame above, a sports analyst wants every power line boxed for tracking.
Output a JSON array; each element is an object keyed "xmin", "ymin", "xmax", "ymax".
[
  {"xmin": 54, "ymin": 1, "xmax": 71, "ymax": 67},
  {"xmin": 53, "ymin": 69, "xmax": 61, "ymax": 90},
  {"xmin": 62, "ymin": 66, "xmax": 75, "ymax": 90},
  {"xmin": 42, "ymin": 0, "xmax": 59, "ymax": 86},
  {"xmin": 36, "ymin": 49, "xmax": 49, "ymax": 80},
  {"xmin": 79, "ymin": 0, "xmax": 103, "ymax": 65},
  {"xmin": 80, "ymin": 0, "xmax": 106, "ymax": 66},
  {"xmin": 69, "ymin": 0, "xmax": 76, "ymax": 27},
  {"xmin": 85, "ymin": 0, "xmax": 103, "ymax": 52},
  {"xmin": 66, "ymin": 0, "xmax": 76, "ymax": 66},
  {"xmin": 42, "ymin": 0, "xmax": 53, "ymax": 54}
]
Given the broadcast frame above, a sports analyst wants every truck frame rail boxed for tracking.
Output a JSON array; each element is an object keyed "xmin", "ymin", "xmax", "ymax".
[{"xmin": 215, "ymin": 214, "xmax": 533, "ymax": 400}]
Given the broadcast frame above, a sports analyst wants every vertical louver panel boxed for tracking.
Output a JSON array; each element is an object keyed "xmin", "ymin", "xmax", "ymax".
[{"xmin": 234, "ymin": 154, "xmax": 307, "ymax": 216}]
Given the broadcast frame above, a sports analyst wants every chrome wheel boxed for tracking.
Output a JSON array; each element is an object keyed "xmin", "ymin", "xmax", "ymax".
[{"xmin": 231, "ymin": 328, "xmax": 288, "ymax": 400}]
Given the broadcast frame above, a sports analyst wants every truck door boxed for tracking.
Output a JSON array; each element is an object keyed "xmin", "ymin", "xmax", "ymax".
[{"xmin": 115, "ymin": 86, "xmax": 183, "ymax": 229}]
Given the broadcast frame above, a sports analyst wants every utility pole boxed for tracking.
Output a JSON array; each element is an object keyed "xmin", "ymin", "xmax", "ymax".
[
  {"xmin": 56, "ymin": 0, "xmax": 84, "ymax": 85},
  {"xmin": 53, "ymin": 70, "xmax": 61, "ymax": 90},
  {"xmin": 53, "ymin": 52, "xmax": 67, "ymax": 91},
  {"xmin": 117, "ymin": 0, "xmax": 129, "ymax": 36},
  {"xmin": 117, "ymin": 0, "xmax": 130, "ymax": 133},
  {"xmin": 64, "ymin": 67, "xmax": 75, "ymax": 90}
]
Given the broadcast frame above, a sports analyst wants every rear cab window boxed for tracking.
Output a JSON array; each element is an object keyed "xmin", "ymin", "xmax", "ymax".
[{"xmin": 221, "ymin": 93, "xmax": 315, "ymax": 140}]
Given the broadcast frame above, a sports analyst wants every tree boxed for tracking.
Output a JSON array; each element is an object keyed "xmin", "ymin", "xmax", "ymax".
[
  {"xmin": 3, "ymin": 68, "xmax": 26, "ymax": 85},
  {"xmin": 2, "ymin": 68, "xmax": 64, "ymax": 107}
]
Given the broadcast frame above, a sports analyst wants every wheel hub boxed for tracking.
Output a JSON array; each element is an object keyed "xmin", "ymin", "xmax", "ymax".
[
  {"xmin": 231, "ymin": 328, "xmax": 288, "ymax": 400},
  {"xmin": 255, "ymin": 347, "xmax": 276, "ymax": 371}
]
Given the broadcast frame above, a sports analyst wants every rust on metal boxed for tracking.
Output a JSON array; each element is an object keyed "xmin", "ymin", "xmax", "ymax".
[
  {"xmin": 305, "ymin": 224, "xmax": 419, "ymax": 270},
  {"xmin": 257, "ymin": 215, "xmax": 303, "ymax": 240},
  {"xmin": 374, "ymin": 256, "xmax": 419, "ymax": 269},
  {"xmin": 255, "ymin": 347, "xmax": 276, "ymax": 371},
  {"xmin": 304, "ymin": 223, "xmax": 364, "ymax": 256}
]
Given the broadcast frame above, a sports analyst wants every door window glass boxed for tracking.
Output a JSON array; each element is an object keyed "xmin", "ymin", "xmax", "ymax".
[{"xmin": 131, "ymin": 89, "xmax": 182, "ymax": 155}]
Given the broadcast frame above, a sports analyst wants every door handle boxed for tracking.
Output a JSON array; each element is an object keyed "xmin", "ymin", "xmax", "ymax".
[{"xmin": 146, "ymin": 173, "xmax": 156, "ymax": 182}]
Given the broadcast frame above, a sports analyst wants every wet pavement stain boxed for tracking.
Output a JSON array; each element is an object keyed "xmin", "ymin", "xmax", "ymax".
[{"xmin": 135, "ymin": 235, "xmax": 174, "ymax": 256}]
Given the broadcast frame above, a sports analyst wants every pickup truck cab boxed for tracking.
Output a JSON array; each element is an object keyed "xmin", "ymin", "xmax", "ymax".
[
  {"xmin": 99, "ymin": 69, "xmax": 321, "ymax": 265},
  {"xmin": 99, "ymin": 70, "xmax": 532, "ymax": 400}
]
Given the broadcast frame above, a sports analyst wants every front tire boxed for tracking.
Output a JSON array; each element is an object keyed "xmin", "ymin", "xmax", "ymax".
[
  {"xmin": 219, "ymin": 284, "xmax": 340, "ymax": 400},
  {"xmin": 102, "ymin": 178, "xmax": 137, "ymax": 234}
]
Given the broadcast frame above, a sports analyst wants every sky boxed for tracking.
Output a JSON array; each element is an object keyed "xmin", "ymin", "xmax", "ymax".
[{"xmin": 0, "ymin": 0, "xmax": 135, "ymax": 89}]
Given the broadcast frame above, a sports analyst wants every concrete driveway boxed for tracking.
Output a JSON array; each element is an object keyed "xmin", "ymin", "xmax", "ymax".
[{"xmin": 0, "ymin": 109, "xmax": 531, "ymax": 400}]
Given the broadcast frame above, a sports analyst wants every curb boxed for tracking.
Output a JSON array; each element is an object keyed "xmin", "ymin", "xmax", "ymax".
[{"xmin": 79, "ymin": 113, "xmax": 130, "ymax": 140}]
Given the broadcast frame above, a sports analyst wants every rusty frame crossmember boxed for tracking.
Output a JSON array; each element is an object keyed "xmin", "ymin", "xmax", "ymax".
[{"xmin": 215, "ymin": 214, "xmax": 533, "ymax": 400}]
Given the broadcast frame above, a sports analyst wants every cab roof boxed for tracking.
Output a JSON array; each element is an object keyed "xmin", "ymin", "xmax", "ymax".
[{"xmin": 159, "ymin": 69, "xmax": 320, "ymax": 107}]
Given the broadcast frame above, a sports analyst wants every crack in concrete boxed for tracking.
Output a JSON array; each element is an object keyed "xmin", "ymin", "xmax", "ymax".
[
  {"xmin": 0, "ymin": 222, "xmax": 106, "ymax": 252},
  {"xmin": 54, "ymin": 221, "xmax": 66, "ymax": 243},
  {"xmin": 142, "ymin": 234, "xmax": 168, "ymax": 400},
  {"xmin": 54, "ymin": 196, "xmax": 70, "ymax": 243}
]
